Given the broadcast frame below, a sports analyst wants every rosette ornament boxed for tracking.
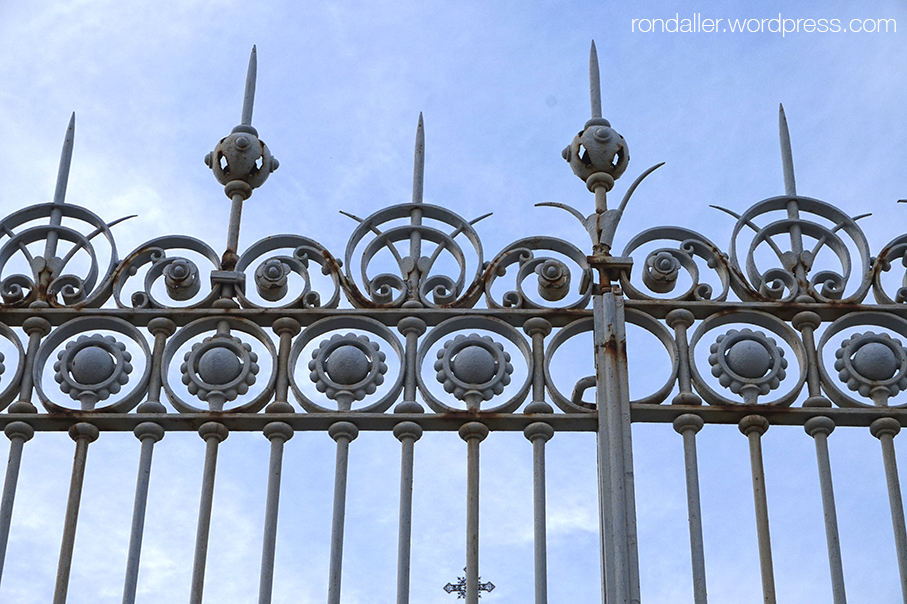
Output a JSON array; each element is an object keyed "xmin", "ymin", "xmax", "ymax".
[
  {"xmin": 54, "ymin": 334, "xmax": 132, "ymax": 410},
  {"xmin": 307, "ymin": 333, "xmax": 388, "ymax": 410},
  {"xmin": 180, "ymin": 335, "xmax": 259, "ymax": 410},
  {"xmin": 834, "ymin": 332, "xmax": 907, "ymax": 406},
  {"xmin": 434, "ymin": 334, "xmax": 514, "ymax": 410},
  {"xmin": 708, "ymin": 328, "xmax": 787, "ymax": 404}
]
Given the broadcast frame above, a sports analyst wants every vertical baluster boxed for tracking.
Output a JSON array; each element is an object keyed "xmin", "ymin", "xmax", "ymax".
[
  {"xmin": 121, "ymin": 317, "xmax": 173, "ymax": 604},
  {"xmin": 189, "ymin": 422, "xmax": 229, "ymax": 604},
  {"xmin": 673, "ymin": 414, "xmax": 707, "ymax": 604},
  {"xmin": 0, "ymin": 317, "xmax": 48, "ymax": 586},
  {"xmin": 258, "ymin": 422, "xmax": 293, "ymax": 604},
  {"xmin": 459, "ymin": 422, "xmax": 488, "ymax": 604},
  {"xmin": 0, "ymin": 422, "xmax": 34, "ymax": 587},
  {"xmin": 667, "ymin": 310, "xmax": 702, "ymax": 406},
  {"xmin": 523, "ymin": 317, "xmax": 553, "ymax": 604},
  {"xmin": 804, "ymin": 417, "xmax": 846, "ymax": 604},
  {"xmin": 394, "ymin": 422, "xmax": 422, "ymax": 604},
  {"xmin": 53, "ymin": 422, "xmax": 100, "ymax": 604},
  {"xmin": 738, "ymin": 415, "xmax": 776, "ymax": 604},
  {"xmin": 524, "ymin": 423, "xmax": 553, "ymax": 604},
  {"xmin": 257, "ymin": 317, "xmax": 299, "ymax": 604},
  {"xmin": 327, "ymin": 421, "xmax": 358, "ymax": 604},
  {"xmin": 394, "ymin": 316, "xmax": 425, "ymax": 604},
  {"xmin": 871, "ymin": 417, "xmax": 907, "ymax": 601},
  {"xmin": 121, "ymin": 423, "xmax": 164, "ymax": 604}
]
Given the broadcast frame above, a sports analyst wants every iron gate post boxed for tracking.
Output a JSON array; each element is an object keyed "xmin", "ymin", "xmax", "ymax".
[{"xmin": 593, "ymin": 268, "xmax": 640, "ymax": 604}]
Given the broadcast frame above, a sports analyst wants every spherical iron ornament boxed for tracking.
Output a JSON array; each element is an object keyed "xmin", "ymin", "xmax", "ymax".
[
  {"xmin": 205, "ymin": 129, "xmax": 278, "ymax": 192},
  {"xmin": 834, "ymin": 332, "xmax": 907, "ymax": 400},
  {"xmin": 307, "ymin": 333, "xmax": 387, "ymax": 406},
  {"xmin": 34, "ymin": 317, "xmax": 151, "ymax": 413},
  {"xmin": 288, "ymin": 316, "xmax": 404, "ymax": 413},
  {"xmin": 416, "ymin": 316, "xmax": 532, "ymax": 414},
  {"xmin": 53, "ymin": 334, "xmax": 133, "ymax": 403},
  {"xmin": 161, "ymin": 316, "xmax": 277, "ymax": 413},
  {"xmin": 708, "ymin": 328, "xmax": 787, "ymax": 400},
  {"xmin": 689, "ymin": 311, "xmax": 806, "ymax": 407},
  {"xmin": 562, "ymin": 119, "xmax": 629, "ymax": 183},
  {"xmin": 434, "ymin": 334, "xmax": 513, "ymax": 403},
  {"xmin": 180, "ymin": 335, "xmax": 259, "ymax": 405}
]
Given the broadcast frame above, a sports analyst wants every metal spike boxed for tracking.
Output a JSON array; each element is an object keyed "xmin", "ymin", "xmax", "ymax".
[
  {"xmin": 779, "ymin": 104, "xmax": 797, "ymax": 197},
  {"xmin": 241, "ymin": 46, "xmax": 257, "ymax": 126},
  {"xmin": 53, "ymin": 112, "xmax": 75, "ymax": 206},
  {"xmin": 44, "ymin": 113, "xmax": 75, "ymax": 261},
  {"xmin": 412, "ymin": 113, "xmax": 425, "ymax": 205},
  {"xmin": 590, "ymin": 41, "xmax": 602, "ymax": 119}
]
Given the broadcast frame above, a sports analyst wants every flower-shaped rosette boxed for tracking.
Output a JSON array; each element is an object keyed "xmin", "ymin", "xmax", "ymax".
[
  {"xmin": 708, "ymin": 328, "xmax": 787, "ymax": 403},
  {"xmin": 53, "ymin": 334, "xmax": 132, "ymax": 408},
  {"xmin": 834, "ymin": 332, "xmax": 907, "ymax": 403},
  {"xmin": 308, "ymin": 333, "xmax": 387, "ymax": 409},
  {"xmin": 180, "ymin": 335, "xmax": 259, "ymax": 409},
  {"xmin": 434, "ymin": 334, "xmax": 513, "ymax": 408}
]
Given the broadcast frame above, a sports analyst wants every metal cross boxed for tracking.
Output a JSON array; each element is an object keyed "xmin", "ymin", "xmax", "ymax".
[{"xmin": 443, "ymin": 568, "xmax": 495, "ymax": 598}]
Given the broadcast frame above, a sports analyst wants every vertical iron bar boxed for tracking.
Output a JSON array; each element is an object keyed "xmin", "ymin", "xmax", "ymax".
[
  {"xmin": 0, "ymin": 422, "xmax": 34, "ymax": 586},
  {"xmin": 0, "ymin": 318, "xmax": 49, "ymax": 585},
  {"xmin": 871, "ymin": 418, "xmax": 907, "ymax": 601},
  {"xmin": 396, "ymin": 317, "xmax": 427, "ymax": 412},
  {"xmin": 667, "ymin": 310, "xmax": 701, "ymax": 405},
  {"xmin": 525, "ymin": 422, "xmax": 554, "ymax": 604},
  {"xmin": 145, "ymin": 318, "xmax": 176, "ymax": 407},
  {"xmin": 258, "ymin": 422, "xmax": 293, "ymax": 604},
  {"xmin": 189, "ymin": 422, "xmax": 229, "ymax": 604},
  {"xmin": 327, "ymin": 421, "xmax": 358, "ymax": 604},
  {"xmin": 739, "ymin": 415, "xmax": 776, "ymax": 604},
  {"xmin": 18, "ymin": 318, "xmax": 52, "ymax": 412},
  {"xmin": 394, "ymin": 421, "xmax": 423, "ymax": 604},
  {"xmin": 673, "ymin": 414, "xmax": 707, "ymax": 604},
  {"xmin": 53, "ymin": 422, "xmax": 99, "ymax": 604},
  {"xmin": 122, "ymin": 423, "xmax": 165, "ymax": 604},
  {"xmin": 804, "ymin": 417, "xmax": 846, "ymax": 604},
  {"xmin": 459, "ymin": 422, "xmax": 488, "ymax": 604}
]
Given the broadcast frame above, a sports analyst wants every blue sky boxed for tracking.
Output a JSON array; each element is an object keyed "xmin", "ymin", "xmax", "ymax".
[{"xmin": 0, "ymin": 0, "xmax": 906, "ymax": 602}]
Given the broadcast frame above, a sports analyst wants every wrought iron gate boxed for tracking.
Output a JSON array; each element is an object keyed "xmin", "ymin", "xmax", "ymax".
[{"xmin": 0, "ymin": 44, "xmax": 905, "ymax": 604}]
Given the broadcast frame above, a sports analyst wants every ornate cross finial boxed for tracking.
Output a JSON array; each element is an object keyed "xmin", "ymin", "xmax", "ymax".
[
  {"xmin": 443, "ymin": 568, "xmax": 495, "ymax": 598},
  {"xmin": 204, "ymin": 45, "xmax": 279, "ymax": 270}
]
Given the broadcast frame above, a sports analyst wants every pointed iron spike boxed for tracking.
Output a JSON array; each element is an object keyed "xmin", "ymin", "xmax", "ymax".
[
  {"xmin": 412, "ymin": 113, "xmax": 425, "ymax": 205},
  {"xmin": 589, "ymin": 40, "xmax": 602, "ymax": 119},
  {"xmin": 779, "ymin": 103, "xmax": 797, "ymax": 197},
  {"xmin": 241, "ymin": 46, "xmax": 258, "ymax": 126},
  {"xmin": 53, "ymin": 112, "xmax": 76, "ymax": 206}
]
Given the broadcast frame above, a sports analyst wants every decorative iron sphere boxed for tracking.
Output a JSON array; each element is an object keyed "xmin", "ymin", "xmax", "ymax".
[
  {"xmin": 205, "ymin": 128, "xmax": 277, "ymax": 190},
  {"xmin": 726, "ymin": 339, "xmax": 772, "ymax": 379},
  {"xmin": 562, "ymin": 119, "xmax": 629, "ymax": 182},
  {"xmin": 198, "ymin": 347, "xmax": 242, "ymax": 385},
  {"xmin": 71, "ymin": 346, "xmax": 115, "ymax": 384},
  {"xmin": 325, "ymin": 345, "xmax": 370, "ymax": 385},
  {"xmin": 852, "ymin": 342, "xmax": 898, "ymax": 381},
  {"xmin": 452, "ymin": 346, "xmax": 497, "ymax": 384}
]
